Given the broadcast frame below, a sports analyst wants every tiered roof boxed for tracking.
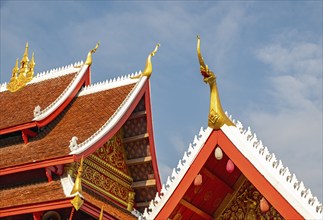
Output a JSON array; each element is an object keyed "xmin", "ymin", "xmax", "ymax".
[{"xmin": 0, "ymin": 43, "xmax": 161, "ymax": 219}]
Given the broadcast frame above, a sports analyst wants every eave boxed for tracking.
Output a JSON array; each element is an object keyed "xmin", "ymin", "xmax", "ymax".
[
  {"xmin": 0, "ymin": 199, "xmax": 71, "ymax": 218},
  {"xmin": 0, "ymin": 63, "xmax": 90, "ymax": 136},
  {"xmin": 143, "ymin": 122, "xmax": 322, "ymax": 219}
]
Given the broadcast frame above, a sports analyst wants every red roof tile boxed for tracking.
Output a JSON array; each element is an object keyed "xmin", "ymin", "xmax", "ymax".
[
  {"xmin": 0, "ymin": 83, "xmax": 136, "ymax": 170},
  {"xmin": 0, "ymin": 73, "xmax": 77, "ymax": 130},
  {"xmin": 0, "ymin": 180, "xmax": 65, "ymax": 209}
]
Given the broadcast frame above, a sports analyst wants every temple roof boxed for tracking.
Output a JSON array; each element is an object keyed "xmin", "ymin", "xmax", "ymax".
[
  {"xmin": 142, "ymin": 117, "xmax": 323, "ymax": 219},
  {"xmin": 0, "ymin": 180, "xmax": 66, "ymax": 211},
  {"xmin": 0, "ymin": 62, "xmax": 88, "ymax": 134},
  {"xmin": 0, "ymin": 178, "xmax": 135, "ymax": 219},
  {"xmin": 0, "ymin": 63, "xmax": 161, "ymax": 216},
  {"xmin": 0, "ymin": 74, "xmax": 139, "ymax": 172}
]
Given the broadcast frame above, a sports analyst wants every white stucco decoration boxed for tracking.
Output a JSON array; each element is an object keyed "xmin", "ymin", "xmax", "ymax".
[
  {"xmin": 69, "ymin": 136, "xmax": 79, "ymax": 152},
  {"xmin": 33, "ymin": 105, "xmax": 41, "ymax": 117}
]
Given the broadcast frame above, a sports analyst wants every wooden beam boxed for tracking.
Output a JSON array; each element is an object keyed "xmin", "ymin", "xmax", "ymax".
[
  {"xmin": 179, "ymin": 199, "xmax": 213, "ymax": 220},
  {"xmin": 126, "ymin": 156, "xmax": 152, "ymax": 165},
  {"xmin": 131, "ymin": 179, "xmax": 156, "ymax": 188},
  {"xmin": 123, "ymin": 133, "xmax": 148, "ymax": 143},
  {"xmin": 129, "ymin": 110, "xmax": 146, "ymax": 120},
  {"xmin": 200, "ymin": 167, "xmax": 233, "ymax": 193},
  {"xmin": 213, "ymin": 175, "xmax": 246, "ymax": 218},
  {"xmin": 135, "ymin": 201, "xmax": 150, "ymax": 207}
]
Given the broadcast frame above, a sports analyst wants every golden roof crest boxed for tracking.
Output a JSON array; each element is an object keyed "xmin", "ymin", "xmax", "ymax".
[
  {"xmin": 131, "ymin": 43, "xmax": 160, "ymax": 79},
  {"xmin": 197, "ymin": 36, "xmax": 234, "ymax": 130},
  {"xmin": 85, "ymin": 41, "xmax": 100, "ymax": 66},
  {"xmin": 7, "ymin": 42, "xmax": 35, "ymax": 92}
]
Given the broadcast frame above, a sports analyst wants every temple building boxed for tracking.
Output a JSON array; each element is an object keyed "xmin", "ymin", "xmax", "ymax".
[{"xmin": 0, "ymin": 39, "xmax": 322, "ymax": 220}]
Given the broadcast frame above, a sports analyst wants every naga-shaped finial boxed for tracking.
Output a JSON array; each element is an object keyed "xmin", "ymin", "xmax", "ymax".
[
  {"xmin": 131, "ymin": 43, "xmax": 160, "ymax": 79},
  {"xmin": 197, "ymin": 35, "xmax": 234, "ymax": 130},
  {"xmin": 85, "ymin": 41, "xmax": 100, "ymax": 65},
  {"xmin": 70, "ymin": 156, "xmax": 84, "ymax": 210},
  {"xmin": 7, "ymin": 42, "xmax": 35, "ymax": 92}
]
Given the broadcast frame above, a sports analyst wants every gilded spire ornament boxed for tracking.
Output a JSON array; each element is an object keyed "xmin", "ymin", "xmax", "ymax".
[
  {"xmin": 85, "ymin": 41, "xmax": 100, "ymax": 65},
  {"xmin": 70, "ymin": 156, "xmax": 84, "ymax": 211},
  {"xmin": 197, "ymin": 36, "xmax": 234, "ymax": 130},
  {"xmin": 7, "ymin": 42, "xmax": 35, "ymax": 92},
  {"xmin": 131, "ymin": 43, "xmax": 160, "ymax": 79}
]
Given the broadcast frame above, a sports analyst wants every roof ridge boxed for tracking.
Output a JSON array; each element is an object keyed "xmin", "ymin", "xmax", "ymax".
[
  {"xmin": 77, "ymin": 71, "xmax": 141, "ymax": 96},
  {"xmin": 0, "ymin": 61, "xmax": 83, "ymax": 92},
  {"xmin": 223, "ymin": 112, "xmax": 323, "ymax": 218},
  {"xmin": 142, "ymin": 126, "xmax": 213, "ymax": 219},
  {"xmin": 69, "ymin": 76, "xmax": 148, "ymax": 155},
  {"xmin": 32, "ymin": 62, "xmax": 88, "ymax": 121}
]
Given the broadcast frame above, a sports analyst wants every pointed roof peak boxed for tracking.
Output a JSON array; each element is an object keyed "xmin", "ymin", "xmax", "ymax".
[{"xmin": 196, "ymin": 35, "xmax": 234, "ymax": 130}]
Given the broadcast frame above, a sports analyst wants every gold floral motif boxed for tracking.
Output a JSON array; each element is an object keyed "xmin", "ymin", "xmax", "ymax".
[
  {"xmin": 93, "ymin": 130, "xmax": 128, "ymax": 174},
  {"xmin": 218, "ymin": 180, "xmax": 283, "ymax": 220},
  {"xmin": 81, "ymin": 160, "xmax": 134, "ymax": 205},
  {"xmin": 85, "ymin": 156, "xmax": 132, "ymax": 186}
]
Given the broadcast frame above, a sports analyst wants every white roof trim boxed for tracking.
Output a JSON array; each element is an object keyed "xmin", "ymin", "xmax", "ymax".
[
  {"xmin": 142, "ymin": 127, "xmax": 213, "ymax": 219},
  {"xmin": 78, "ymin": 71, "xmax": 141, "ymax": 97},
  {"xmin": 69, "ymin": 75, "xmax": 146, "ymax": 155},
  {"xmin": 32, "ymin": 62, "xmax": 88, "ymax": 121},
  {"xmin": 143, "ymin": 115, "xmax": 322, "ymax": 219},
  {"xmin": 0, "ymin": 61, "xmax": 83, "ymax": 92},
  {"xmin": 221, "ymin": 117, "xmax": 322, "ymax": 219}
]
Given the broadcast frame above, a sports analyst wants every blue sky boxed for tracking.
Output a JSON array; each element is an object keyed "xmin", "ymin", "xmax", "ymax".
[{"xmin": 1, "ymin": 1, "xmax": 322, "ymax": 201}]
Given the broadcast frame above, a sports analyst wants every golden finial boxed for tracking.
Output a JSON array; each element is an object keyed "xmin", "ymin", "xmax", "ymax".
[
  {"xmin": 70, "ymin": 156, "xmax": 84, "ymax": 211},
  {"xmin": 7, "ymin": 43, "xmax": 35, "ymax": 92},
  {"xmin": 21, "ymin": 42, "xmax": 29, "ymax": 64},
  {"xmin": 11, "ymin": 59, "xmax": 19, "ymax": 78},
  {"xmin": 99, "ymin": 206, "xmax": 104, "ymax": 220},
  {"xmin": 197, "ymin": 35, "xmax": 234, "ymax": 130},
  {"xmin": 85, "ymin": 41, "xmax": 100, "ymax": 65},
  {"xmin": 26, "ymin": 52, "xmax": 35, "ymax": 81},
  {"xmin": 131, "ymin": 43, "xmax": 160, "ymax": 79}
]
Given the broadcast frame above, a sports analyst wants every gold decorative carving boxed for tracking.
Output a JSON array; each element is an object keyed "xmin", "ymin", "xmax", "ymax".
[
  {"xmin": 85, "ymin": 41, "xmax": 100, "ymax": 65},
  {"xmin": 67, "ymin": 131, "xmax": 135, "ymax": 208},
  {"xmin": 127, "ymin": 191, "xmax": 135, "ymax": 211},
  {"xmin": 131, "ymin": 43, "xmax": 160, "ymax": 79},
  {"xmin": 70, "ymin": 157, "xmax": 84, "ymax": 211},
  {"xmin": 93, "ymin": 130, "xmax": 129, "ymax": 174},
  {"xmin": 71, "ymin": 194, "xmax": 84, "ymax": 211},
  {"xmin": 84, "ymin": 157, "xmax": 131, "ymax": 188},
  {"xmin": 218, "ymin": 179, "xmax": 283, "ymax": 220},
  {"xmin": 7, "ymin": 43, "xmax": 35, "ymax": 92},
  {"xmin": 196, "ymin": 36, "xmax": 234, "ymax": 130}
]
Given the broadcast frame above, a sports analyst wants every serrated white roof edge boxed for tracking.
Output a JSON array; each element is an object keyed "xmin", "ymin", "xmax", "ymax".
[
  {"xmin": 141, "ymin": 115, "xmax": 322, "ymax": 219},
  {"xmin": 221, "ymin": 117, "xmax": 322, "ymax": 219},
  {"xmin": 0, "ymin": 61, "xmax": 83, "ymax": 92},
  {"xmin": 33, "ymin": 62, "xmax": 88, "ymax": 121},
  {"xmin": 68, "ymin": 76, "xmax": 147, "ymax": 155},
  {"xmin": 142, "ymin": 127, "xmax": 213, "ymax": 219},
  {"xmin": 78, "ymin": 71, "xmax": 141, "ymax": 97}
]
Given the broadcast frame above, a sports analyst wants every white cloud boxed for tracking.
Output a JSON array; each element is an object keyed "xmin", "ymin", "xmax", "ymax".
[{"xmin": 252, "ymin": 36, "xmax": 322, "ymax": 200}]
